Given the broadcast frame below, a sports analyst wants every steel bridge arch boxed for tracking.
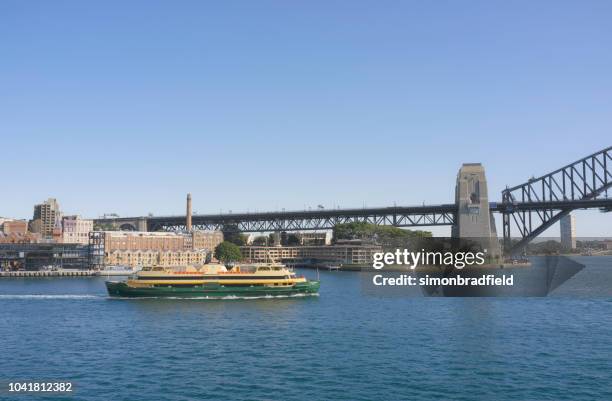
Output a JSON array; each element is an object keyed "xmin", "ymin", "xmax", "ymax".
[{"xmin": 501, "ymin": 146, "xmax": 612, "ymax": 254}]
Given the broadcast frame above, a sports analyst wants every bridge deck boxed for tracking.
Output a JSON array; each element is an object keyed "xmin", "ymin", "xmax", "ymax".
[{"xmin": 93, "ymin": 199, "xmax": 612, "ymax": 232}]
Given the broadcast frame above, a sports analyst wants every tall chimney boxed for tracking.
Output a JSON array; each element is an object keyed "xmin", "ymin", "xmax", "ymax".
[{"xmin": 186, "ymin": 193, "xmax": 192, "ymax": 232}]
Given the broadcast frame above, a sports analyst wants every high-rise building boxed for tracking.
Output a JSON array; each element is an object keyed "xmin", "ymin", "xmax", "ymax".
[
  {"xmin": 32, "ymin": 198, "xmax": 61, "ymax": 239},
  {"xmin": 62, "ymin": 215, "xmax": 93, "ymax": 244},
  {"xmin": 560, "ymin": 214, "xmax": 576, "ymax": 251}
]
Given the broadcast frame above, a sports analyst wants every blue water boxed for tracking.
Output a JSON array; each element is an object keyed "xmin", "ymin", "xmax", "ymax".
[{"xmin": 1, "ymin": 262, "xmax": 612, "ymax": 401}]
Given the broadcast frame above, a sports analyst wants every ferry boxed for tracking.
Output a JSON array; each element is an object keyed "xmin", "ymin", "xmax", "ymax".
[
  {"xmin": 105, "ymin": 263, "xmax": 320, "ymax": 298},
  {"xmin": 96, "ymin": 265, "xmax": 142, "ymax": 276}
]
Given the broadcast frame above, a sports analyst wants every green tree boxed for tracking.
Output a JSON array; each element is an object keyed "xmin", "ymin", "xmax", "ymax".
[
  {"xmin": 222, "ymin": 224, "xmax": 248, "ymax": 246},
  {"xmin": 527, "ymin": 240, "xmax": 561, "ymax": 255},
  {"xmin": 287, "ymin": 234, "xmax": 301, "ymax": 246},
  {"xmin": 94, "ymin": 223, "xmax": 117, "ymax": 231},
  {"xmin": 214, "ymin": 241, "xmax": 243, "ymax": 264},
  {"xmin": 268, "ymin": 233, "xmax": 277, "ymax": 244},
  {"xmin": 332, "ymin": 222, "xmax": 431, "ymax": 247}
]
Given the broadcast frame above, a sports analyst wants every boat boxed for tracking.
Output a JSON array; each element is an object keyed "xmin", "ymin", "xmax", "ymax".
[
  {"xmin": 105, "ymin": 263, "xmax": 320, "ymax": 298},
  {"xmin": 96, "ymin": 265, "xmax": 142, "ymax": 276}
]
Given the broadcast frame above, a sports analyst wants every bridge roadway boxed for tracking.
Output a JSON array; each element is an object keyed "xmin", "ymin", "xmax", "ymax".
[{"xmin": 93, "ymin": 198, "xmax": 612, "ymax": 233}]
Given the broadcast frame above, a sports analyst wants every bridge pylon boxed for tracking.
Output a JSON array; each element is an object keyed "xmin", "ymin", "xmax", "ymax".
[{"xmin": 452, "ymin": 163, "xmax": 502, "ymax": 259}]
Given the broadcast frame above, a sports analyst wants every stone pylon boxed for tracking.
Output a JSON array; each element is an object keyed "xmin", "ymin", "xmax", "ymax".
[{"xmin": 452, "ymin": 163, "xmax": 502, "ymax": 258}]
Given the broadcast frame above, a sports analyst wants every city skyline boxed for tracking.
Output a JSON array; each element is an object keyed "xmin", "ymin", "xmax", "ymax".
[{"xmin": 2, "ymin": 1, "xmax": 611, "ymax": 236}]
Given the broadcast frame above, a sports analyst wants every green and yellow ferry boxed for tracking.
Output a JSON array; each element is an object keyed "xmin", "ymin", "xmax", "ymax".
[{"xmin": 105, "ymin": 263, "xmax": 320, "ymax": 298}]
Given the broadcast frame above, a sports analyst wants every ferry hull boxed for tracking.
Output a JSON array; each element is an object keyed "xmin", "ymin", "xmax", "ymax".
[{"xmin": 106, "ymin": 281, "xmax": 320, "ymax": 298}]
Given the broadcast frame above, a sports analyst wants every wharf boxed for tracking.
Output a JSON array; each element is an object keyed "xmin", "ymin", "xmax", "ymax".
[{"xmin": 0, "ymin": 270, "xmax": 97, "ymax": 278}]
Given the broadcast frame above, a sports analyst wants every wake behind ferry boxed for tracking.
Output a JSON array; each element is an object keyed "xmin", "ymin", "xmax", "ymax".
[{"xmin": 105, "ymin": 263, "xmax": 320, "ymax": 298}]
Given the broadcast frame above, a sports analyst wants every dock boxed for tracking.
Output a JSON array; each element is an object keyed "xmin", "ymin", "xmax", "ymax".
[{"xmin": 0, "ymin": 270, "xmax": 97, "ymax": 278}]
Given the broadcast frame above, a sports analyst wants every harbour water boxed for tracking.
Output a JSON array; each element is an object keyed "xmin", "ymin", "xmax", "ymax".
[{"xmin": 1, "ymin": 258, "xmax": 612, "ymax": 401}]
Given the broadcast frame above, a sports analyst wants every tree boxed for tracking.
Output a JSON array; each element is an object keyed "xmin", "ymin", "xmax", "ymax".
[
  {"xmin": 94, "ymin": 223, "xmax": 117, "ymax": 231},
  {"xmin": 268, "ymin": 233, "xmax": 277, "ymax": 244},
  {"xmin": 287, "ymin": 234, "xmax": 301, "ymax": 246},
  {"xmin": 214, "ymin": 241, "xmax": 243, "ymax": 264},
  {"xmin": 230, "ymin": 233, "xmax": 248, "ymax": 246},
  {"xmin": 332, "ymin": 222, "xmax": 431, "ymax": 245},
  {"xmin": 222, "ymin": 224, "xmax": 248, "ymax": 246},
  {"xmin": 526, "ymin": 240, "xmax": 561, "ymax": 255}
]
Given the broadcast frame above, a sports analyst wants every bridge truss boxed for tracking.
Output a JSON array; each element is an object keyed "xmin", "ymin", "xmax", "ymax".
[
  {"xmin": 147, "ymin": 205, "xmax": 456, "ymax": 232},
  {"xmin": 501, "ymin": 146, "xmax": 612, "ymax": 254}
]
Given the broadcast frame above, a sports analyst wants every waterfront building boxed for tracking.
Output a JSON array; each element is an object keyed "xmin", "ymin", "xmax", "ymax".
[
  {"xmin": 32, "ymin": 198, "xmax": 61, "ymax": 239},
  {"xmin": 0, "ymin": 243, "xmax": 89, "ymax": 271},
  {"xmin": 296, "ymin": 232, "xmax": 331, "ymax": 246},
  {"xmin": 2, "ymin": 219, "xmax": 28, "ymax": 235},
  {"xmin": 98, "ymin": 230, "xmax": 221, "ymax": 267},
  {"xmin": 240, "ymin": 243, "xmax": 382, "ymax": 265},
  {"xmin": 105, "ymin": 249, "xmax": 208, "ymax": 268},
  {"xmin": 0, "ymin": 232, "xmax": 41, "ymax": 244},
  {"xmin": 189, "ymin": 230, "xmax": 224, "ymax": 251},
  {"xmin": 102, "ymin": 230, "xmax": 223, "ymax": 253},
  {"xmin": 62, "ymin": 215, "xmax": 93, "ymax": 245},
  {"xmin": 103, "ymin": 231, "xmax": 186, "ymax": 252},
  {"xmin": 159, "ymin": 250, "xmax": 207, "ymax": 266},
  {"xmin": 242, "ymin": 246, "xmax": 300, "ymax": 262},
  {"xmin": 560, "ymin": 214, "xmax": 576, "ymax": 251}
]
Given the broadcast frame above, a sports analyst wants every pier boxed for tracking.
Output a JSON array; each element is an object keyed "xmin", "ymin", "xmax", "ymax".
[{"xmin": 0, "ymin": 270, "xmax": 97, "ymax": 278}]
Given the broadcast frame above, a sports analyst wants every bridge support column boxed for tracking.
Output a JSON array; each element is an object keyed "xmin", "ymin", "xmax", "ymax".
[
  {"xmin": 137, "ymin": 218, "xmax": 148, "ymax": 232},
  {"xmin": 452, "ymin": 163, "xmax": 502, "ymax": 259},
  {"xmin": 272, "ymin": 232, "xmax": 281, "ymax": 246}
]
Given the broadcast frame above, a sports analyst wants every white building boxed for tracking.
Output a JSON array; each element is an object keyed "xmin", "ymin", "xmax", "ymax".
[{"xmin": 62, "ymin": 215, "xmax": 93, "ymax": 244}]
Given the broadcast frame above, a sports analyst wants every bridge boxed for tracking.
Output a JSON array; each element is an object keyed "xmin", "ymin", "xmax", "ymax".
[{"xmin": 94, "ymin": 146, "xmax": 612, "ymax": 255}]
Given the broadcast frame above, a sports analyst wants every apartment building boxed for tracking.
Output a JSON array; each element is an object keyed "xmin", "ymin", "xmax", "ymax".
[{"xmin": 32, "ymin": 198, "xmax": 61, "ymax": 238}]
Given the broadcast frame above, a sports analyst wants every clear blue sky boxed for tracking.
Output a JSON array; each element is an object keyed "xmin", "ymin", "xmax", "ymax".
[{"xmin": 1, "ymin": 1, "xmax": 611, "ymax": 236}]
